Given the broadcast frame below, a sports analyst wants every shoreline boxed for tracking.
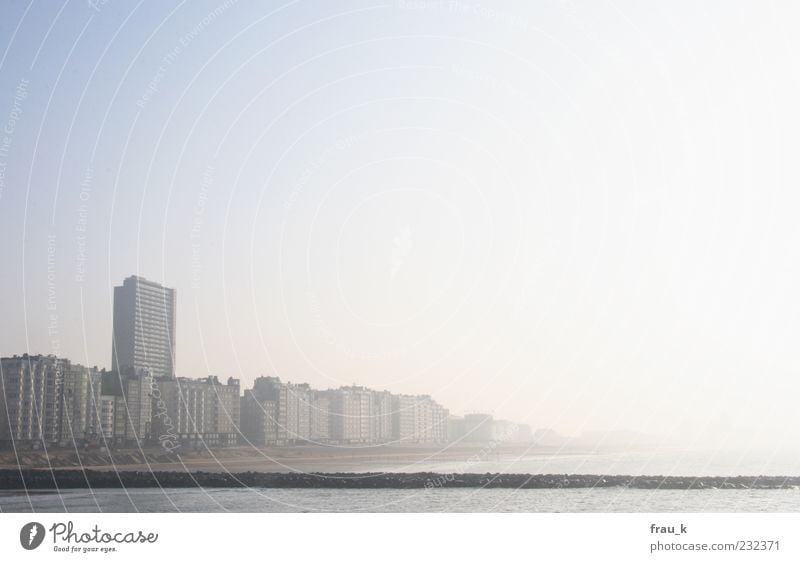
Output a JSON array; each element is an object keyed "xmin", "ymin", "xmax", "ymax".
[
  {"xmin": 1, "ymin": 469, "xmax": 799, "ymax": 490},
  {"xmin": 0, "ymin": 443, "xmax": 600, "ymax": 472}
]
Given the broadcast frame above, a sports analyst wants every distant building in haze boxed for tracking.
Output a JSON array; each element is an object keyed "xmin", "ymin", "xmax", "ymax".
[
  {"xmin": 0, "ymin": 355, "xmax": 64, "ymax": 447},
  {"xmin": 2, "ymin": 277, "xmax": 472, "ymax": 453},
  {"xmin": 462, "ymin": 413, "xmax": 494, "ymax": 442},
  {"xmin": 59, "ymin": 361, "xmax": 106, "ymax": 445},
  {"xmin": 240, "ymin": 376, "xmax": 288, "ymax": 446},
  {"xmin": 111, "ymin": 275, "xmax": 176, "ymax": 379},
  {"xmin": 308, "ymin": 391, "xmax": 331, "ymax": 441},
  {"xmin": 329, "ymin": 386, "xmax": 374, "ymax": 443},
  {"xmin": 0, "ymin": 354, "xmax": 116, "ymax": 449},
  {"xmin": 151, "ymin": 375, "xmax": 240, "ymax": 448},
  {"xmin": 102, "ymin": 366, "xmax": 154, "ymax": 446},
  {"xmin": 392, "ymin": 394, "xmax": 449, "ymax": 444}
]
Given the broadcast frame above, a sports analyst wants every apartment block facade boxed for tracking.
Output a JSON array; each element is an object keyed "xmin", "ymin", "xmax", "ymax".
[
  {"xmin": 0, "ymin": 355, "xmax": 64, "ymax": 446},
  {"xmin": 152, "ymin": 375, "xmax": 240, "ymax": 448},
  {"xmin": 0, "ymin": 355, "xmax": 117, "ymax": 449},
  {"xmin": 112, "ymin": 275, "xmax": 176, "ymax": 379},
  {"xmin": 240, "ymin": 377, "xmax": 449, "ymax": 446}
]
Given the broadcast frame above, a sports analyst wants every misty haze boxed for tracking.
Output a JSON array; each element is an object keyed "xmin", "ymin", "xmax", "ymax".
[{"xmin": 1, "ymin": 0, "xmax": 800, "ymax": 514}]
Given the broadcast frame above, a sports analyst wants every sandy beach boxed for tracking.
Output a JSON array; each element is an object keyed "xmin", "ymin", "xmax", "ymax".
[{"xmin": 0, "ymin": 443, "xmax": 557, "ymax": 473}]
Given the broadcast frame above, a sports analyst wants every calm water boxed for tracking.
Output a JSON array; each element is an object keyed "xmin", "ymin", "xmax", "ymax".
[
  {"xmin": 2, "ymin": 487, "xmax": 800, "ymax": 512},
  {"xmin": 358, "ymin": 448, "xmax": 800, "ymax": 477}
]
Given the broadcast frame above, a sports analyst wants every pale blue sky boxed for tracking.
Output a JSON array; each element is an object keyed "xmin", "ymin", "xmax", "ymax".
[{"xmin": 1, "ymin": 1, "xmax": 800, "ymax": 444}]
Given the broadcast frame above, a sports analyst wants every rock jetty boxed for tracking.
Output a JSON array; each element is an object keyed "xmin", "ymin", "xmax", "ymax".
[{"xmin": 1, "ymin": 470, "xmax": 798, "ymax": 490}]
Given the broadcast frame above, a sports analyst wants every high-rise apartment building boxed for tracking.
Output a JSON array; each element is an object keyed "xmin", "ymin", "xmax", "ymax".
[
  {"xmin": 308, "ymin": 391, "xmax": 330, "ymax": 442},
  {"xmin": 241, "ymin": 393, "xmax": 279, "ymax": 447},
  {"xmin": 288, "ymin": 382, "xmax": 311, "ymax": 443},
  {"xmin": 241, "ymin": 376, "xmax": 288, "ymax": 446},
  {"xmin": 111, "ymin": 275, "xmax": 176, "ymax": 379},
  {"xmin": 59, "ymin": 362, "xmax": 104, "ymax": 445},
  {"xmin": 329, "ymin": 386, "xmax": 374, "ymax": 443},
  {"xmin": 241, "ymin": 377, "xmax": 318, "ymax": 445},
  {"xmin": 393, "ymin": 394, "xmax": 449, "ymax": 444},
  {"xmin": 239, "ymin": 378, "xmax": 451, "ymax": 446},
  {"xmin": 0, "ymin": 355, "xmax": 64, "ymax": 446},
  {"xmin": 152, "ymin": 375, "xmax": 240, "ymax": 448},
  {"xmin": 371, "ymin": 390, "xmax": 394, "ymax": 443},
  {"xmin": 462, "ymin": 413, "xmax": 494, "ymax": 442},
  {"xmin": 102, "ymin": 366, "xmax": 153, "ymax": 446},
  {"xmin": 0, "ymin": 355, "xmax": 118, "ymax": 449}
]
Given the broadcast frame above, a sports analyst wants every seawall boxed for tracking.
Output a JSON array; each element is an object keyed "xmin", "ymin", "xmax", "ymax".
[{"xmin": 1, "ymin": 470, "xmax": 798, "ymax": 489}]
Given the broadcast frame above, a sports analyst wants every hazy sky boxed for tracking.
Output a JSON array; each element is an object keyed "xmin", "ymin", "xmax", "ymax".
[{"xmin": 1, "ymin": 0, "xmax": 800, "ymax": 444}]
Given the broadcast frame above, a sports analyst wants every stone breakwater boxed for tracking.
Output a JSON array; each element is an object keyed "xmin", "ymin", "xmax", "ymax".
[{"xmin": 1, "ymin": 470, "xmax": 799, "ymax": 490}]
